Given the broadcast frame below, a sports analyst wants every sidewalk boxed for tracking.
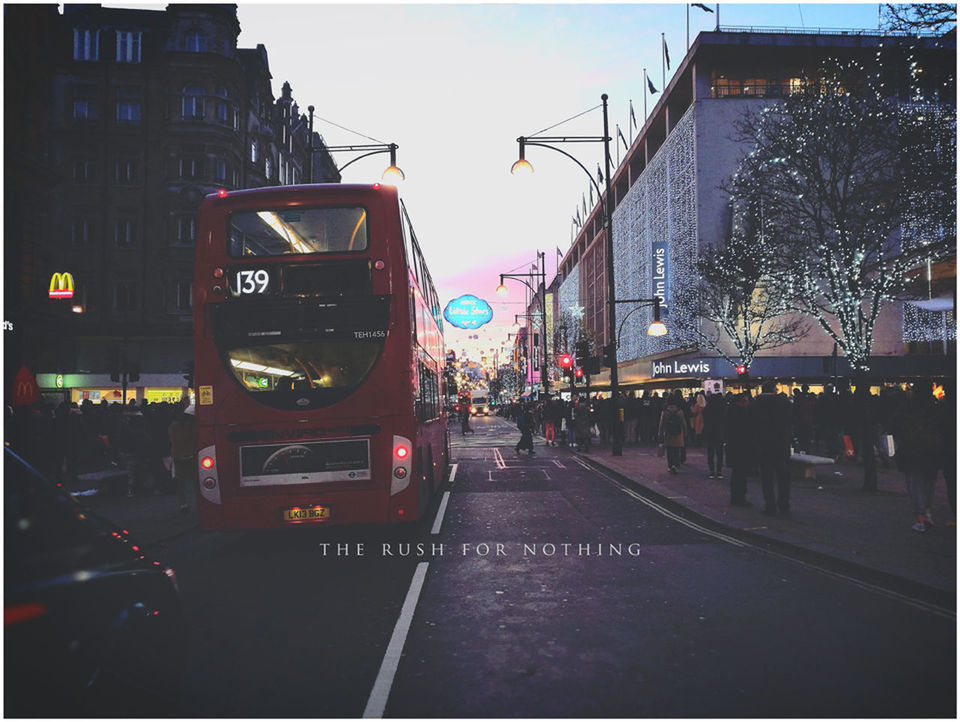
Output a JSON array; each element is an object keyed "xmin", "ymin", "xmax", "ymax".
[
  {"xmin": 571, "ymin": 440, "xmax": 956, "ymax": 597},
  {"xmin": 72, "ymin": 473, "xmax": 198, "ymax": 546}
]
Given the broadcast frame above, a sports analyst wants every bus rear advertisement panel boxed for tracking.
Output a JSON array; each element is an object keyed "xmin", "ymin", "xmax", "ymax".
[{"xmin": 193, "ymin": 184, "xmax": 446, "ymax": 530}]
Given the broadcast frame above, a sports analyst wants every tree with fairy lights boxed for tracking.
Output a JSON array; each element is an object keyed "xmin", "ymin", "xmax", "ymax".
[
  {"xmin": 882, "ymin": 3, "xmax": 956, "ymax": 34},
  {"xmin": 731, "ymin": 58, "xmax": 956, "ymax": 490},
  {"xmin": 675, "ymin": 190, "xmax": 809, "ymax": 375}
]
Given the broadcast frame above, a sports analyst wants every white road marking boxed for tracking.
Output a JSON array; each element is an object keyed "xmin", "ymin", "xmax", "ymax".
[
  {"xmin": 430, "ymin": 492, "xmax": 451, "ymax": 535},
  {"xmin": 552, "ymin": 459, "xmax": 566, "ymax": 469},
  {"xmin": 447, "ymin": 463, "xmax": 458, "ymax": 484},
  {"xmin": 363, "ymin": 562, "xmax": 430, "ymax": 718},
  {"xmin": 493, "ymin": 448, "xmax": 506, "ymax": 469}
]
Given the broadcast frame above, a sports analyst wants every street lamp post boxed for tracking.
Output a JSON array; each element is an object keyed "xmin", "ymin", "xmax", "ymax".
[
  {"xmin": 511, "ymin": 94, "xmax": 625, "ymax": 454},
  {"xmin": 497, "ymin": 250, "xmax": 549, "ymax": 398},
  {"xmin": 307, "ymin": 106, "xmax": 405, "ymax": 183}
]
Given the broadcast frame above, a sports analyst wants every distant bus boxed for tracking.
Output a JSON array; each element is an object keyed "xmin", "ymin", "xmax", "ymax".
[
  {"xmin": 192, "ymin": 184, "xmax": 447, "ymax": 529},
  {"xmin": 470, "ymin": 396, "xmax": 490, "ymax": 416}
]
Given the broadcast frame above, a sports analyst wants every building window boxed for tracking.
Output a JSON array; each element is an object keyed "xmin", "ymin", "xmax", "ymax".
[
  {"xmin": 179, "ymin": 156, "xmax": 204, "ymax": 179},
  {"xmin": 176, "ymin": 214, "xmax": 196, "ymax": 244},
  {"xmin": 182, "ymin": 86, "xmax": 205, "ymax": 120},
  {"xmin": 114, "ymin": 218, "xmax": 137, "ymax": 247},
  {"xmin": 175, "ymin": 280, "xmax": 192, "ymax": 310},
  {"xmin": 116, "ymin": 86, "xmax": 142, "ymax": 124},
  {"xmin": 116, "ymin": 30, "xmax": 142, "ymax": 63},
  {"xmin": 250, "ymin": 139, "xmax": 258, "ymax": 164},
  {"xmin": 114, "ymin": 158, "xmax": 139, "ymax": 185},
  {"xmin": 71, "ymin": 216, "xmax": 94, "ymax": 247},
  {"xmin": 113, "ymin": 281, "xmax": 139, "ymax": 312},
  {"xmin": 72, "ymin": 85, "xmax": 98, "ymax": 122},
  {"xmin": 215, "ymin": 158, "xmax": 227, "ymax": 182},
  {"xmin": 215, "ymin": 86, "xmax": 231, "ymax": 125},
  {"xmin": 184, "ymin": 31, "xmax": 207, "ymax": 52},
  {"xmin": 264, "ymin": 156, "xmax": 272, "ymax": 181},
  {"xmin": 73, "ymin": 159, "xmax": 95, "ymax": 184},
  {"xmin": 73, "ymin": 99, "xmax": 90, "ymax": 121},
  {"xmin": 73, "ymin": 28, "xmax": 99, "ymax": 61}
]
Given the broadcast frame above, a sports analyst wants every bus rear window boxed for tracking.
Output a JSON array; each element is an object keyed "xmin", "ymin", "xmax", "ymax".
[
  {"xmin": 228, "ymin": 207, "xmax": 368, "ymax": 257},
  {"xmin": 225, "ymin": 341, "xmax": 383, "ymax": 409}
]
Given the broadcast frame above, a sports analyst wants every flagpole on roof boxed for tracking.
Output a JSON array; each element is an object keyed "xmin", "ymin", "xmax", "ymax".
[
  {"xmin": 686, "ymin": 4, "xmax": 690, "ymax": 50},
  {"xmin": 643, "ymin": 69, "xmax": 648, "ymax": 119},
  {"xmin": 662, "ymin": 33, "xmax": 666, "ymax": 89}
]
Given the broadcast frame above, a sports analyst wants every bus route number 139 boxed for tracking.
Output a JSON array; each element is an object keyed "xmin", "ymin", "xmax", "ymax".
[{"xmin": 232, "ymin": 268, "xmax": 272, "ymax": 296}]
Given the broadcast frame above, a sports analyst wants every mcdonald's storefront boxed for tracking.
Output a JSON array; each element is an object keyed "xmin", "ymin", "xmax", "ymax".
[{"xmin": 37, "ymin": 374, "xmax": 193, "ymax": 406}]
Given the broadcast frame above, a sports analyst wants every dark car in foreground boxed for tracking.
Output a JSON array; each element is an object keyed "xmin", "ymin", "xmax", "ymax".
[{"xmin": 4, "ymin": 446, "xmax": 186, "ymax": 717}]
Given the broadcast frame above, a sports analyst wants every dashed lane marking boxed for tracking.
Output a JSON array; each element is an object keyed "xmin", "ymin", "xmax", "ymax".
[{"xmin": 430, "ymin": 492, "xmax": 451, "ymax": 535}]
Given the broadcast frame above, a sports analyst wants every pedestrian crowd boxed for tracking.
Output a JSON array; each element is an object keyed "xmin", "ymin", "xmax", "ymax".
[
  {"xmin": 7, "ymin": 397, "xmax": 198, "ymax": 512},
  {"xmin": 498, "ymin": 380, "xmax": 955, "ymax": 529}
]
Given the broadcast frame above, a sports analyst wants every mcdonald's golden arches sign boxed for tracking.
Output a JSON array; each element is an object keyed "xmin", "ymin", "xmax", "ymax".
[{"xmin": 49, "ymin": 272, "xmax": 75, "ymax": 299}]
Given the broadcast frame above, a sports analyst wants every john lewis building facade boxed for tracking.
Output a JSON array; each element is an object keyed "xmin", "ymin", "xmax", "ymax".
[{"xmin": 554, "ymin": 27, "xmax": 955, "ymax": 390}]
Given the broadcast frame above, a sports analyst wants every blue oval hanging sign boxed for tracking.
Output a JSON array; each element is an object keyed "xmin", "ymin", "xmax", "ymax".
[{"xmin": 443, "ymin": 294, "xmax": 494, "ymax": 330}]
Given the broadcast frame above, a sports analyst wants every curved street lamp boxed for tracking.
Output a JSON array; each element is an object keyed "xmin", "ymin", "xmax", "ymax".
[
  {"xmin": 511, "ymin": 94, "xmax": 630, "ymax": 454},
  {"xmin": 497, "ymin": 251, "xmax": 549, "ymax": 398},
  {"xmin": 307, "ymin": 105, "xmax": 404, "ymax": 183}
]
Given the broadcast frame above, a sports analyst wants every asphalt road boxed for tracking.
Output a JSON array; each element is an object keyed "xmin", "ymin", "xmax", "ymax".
[{"xmin": 155, "ymin": 415, "xmax": 956, "ymax": 718}]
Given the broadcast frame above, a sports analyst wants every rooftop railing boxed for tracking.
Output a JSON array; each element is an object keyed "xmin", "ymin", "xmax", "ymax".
[{"xmin": 716, "ymin": 25, "xmax": 947, "ymax": 38}]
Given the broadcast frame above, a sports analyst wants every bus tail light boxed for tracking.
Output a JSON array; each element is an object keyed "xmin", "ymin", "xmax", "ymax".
[
  {"xmin": 197, "ymin": 445, "xmax": 222, "ymax": 505},
  {"xmin": 390, "ymin": 435, "xmax": 413, "ymax": 496}
]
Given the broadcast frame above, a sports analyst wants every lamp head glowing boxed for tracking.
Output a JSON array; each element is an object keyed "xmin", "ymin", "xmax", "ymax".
[
  {"xmin": 646, "ymin": 319, "xmax": 667, "ymax": 337},
  {"xmin": 496, "ymin": 277, "xmax": 508, "ymax": 296},
  {"xmin": 381, "ymin": 164, "xmax": 405, "ymax": 183},
  {"xmin": 511, "ymin": 137, "xmax": 534, "ymax": 175},
  {"xmin": 381, "ymin": 143, "xmax": 405, "ymax": 184},
  {"xmin": 646, "ymin": 298, "xmax": 667, "ymax": 336}
]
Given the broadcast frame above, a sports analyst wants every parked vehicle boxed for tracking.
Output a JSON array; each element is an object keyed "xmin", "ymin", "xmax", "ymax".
[{"xmin": 4, "ymin": 447, "xmax": 186, "ymax": 716}]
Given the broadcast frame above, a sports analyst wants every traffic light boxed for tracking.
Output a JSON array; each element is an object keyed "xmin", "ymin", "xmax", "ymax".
[
  {"xmin": 736, "ymin": 364, "xmax": 749, "ymax": 378},
  {"xmin": 558, "ymin": 353, "xmax": 574, "ymax": 380},
  {"xmin": 587, "ymin": 356, "xmax": 601, "ymax": 376},
  {"xmin": 575, "ymin": 340, "xmax": 589, "ymax": 367},
  {"xmin": 575, "ymin": 367, "xmax": 584, "ymax": 381},
  {"xmin": 602, "ymin": 343, "xmax": 616, "ymax": 368}
]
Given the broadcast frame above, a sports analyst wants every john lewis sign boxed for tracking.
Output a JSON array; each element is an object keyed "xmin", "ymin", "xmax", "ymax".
[{"xmin": 651, "ymin": 359, "xmax": 720, "ymax": 378}]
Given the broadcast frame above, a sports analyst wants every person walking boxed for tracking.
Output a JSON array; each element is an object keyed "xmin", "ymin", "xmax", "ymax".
[
  {"xmin": 574, "ymin": 398, "xmax": 593, "ymax": 453},
  {"xmin": 515, "ymin": 404, "xmax": 536, "ymax": 455},
  {"xmin": 725, "ymin": 393, "xmax": 754, "ymax": 506},
  {"xmin": 752, "ymin": 381, "xmax": 793, "ymax": 515},
  {"xmin": 459, "ymin": 405, "xmax": 474, "ymax": 435},
  {"xmin": 702, "ymin": 392, "xmax": 726, "ymax": 479},
  {"xmin": 892, "ymin": 390, "xmax": 943, "ymax": 532},
  {"xmin": 167, "ymin": 401, "xmax": 197, "ymax": 512},
  {"xmin": 543, "ymin": 398, "xmax": 559, "ymax": 447},
  {"xmin": 658, "ymin": 396, "xmax": 687, "ymax": 474}
]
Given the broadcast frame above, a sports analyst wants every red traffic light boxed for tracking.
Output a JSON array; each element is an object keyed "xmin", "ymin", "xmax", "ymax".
[
  {"xmin": 559, "ymin": 354, "xmax": 573, "ymax": 369},
  {"xmin": 575, "ymin": 367, "xmax": 584, "ymax": 379},
  {"xmin": 736, "ymin": 365, "xmax": 747, "ymax": 375}
]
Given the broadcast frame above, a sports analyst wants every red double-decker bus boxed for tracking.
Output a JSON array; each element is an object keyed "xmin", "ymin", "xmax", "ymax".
[{"xmin": 192, "ymin": 184, "xmax": 448, "ymax": 529}]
